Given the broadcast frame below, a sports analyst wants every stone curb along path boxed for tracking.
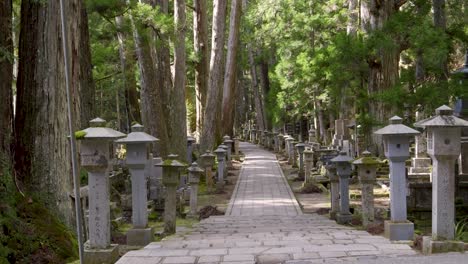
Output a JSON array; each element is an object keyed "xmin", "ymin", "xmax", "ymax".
[{"xmin": 116, "ymin": 142, "xmax": 418, "ymax": 264}]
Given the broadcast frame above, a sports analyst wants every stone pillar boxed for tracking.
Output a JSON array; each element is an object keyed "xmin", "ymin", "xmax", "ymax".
[
  {"xmin": 375, "ymin": 116, "xmax": 420, "ymax": 241},
  {"xmin": 200, "ymin": 151, "xmax": 215, "ymax": 193},
  {"xmin": 303, "ymin": 149, "xmax": 314, "ymax": 184},
  {"xmin": 187, "ymin": 136, "xmax": 196, "ymax": 164},
  {"xmin": 285, "ymin": 137, "xmax": 294, "ymax": 165},
  {"xmin": 353, "ymin": 151, "xmax": 380, "ymax": 228},
  {"xmin": 156, "ymin": 155, "xmax": 185, "ymax": 235},
  {"xmin": 331, "ymin": 152, "xmax": 354, "ymax": 224},
  {"xmin": 149, "ymin": 157, "xmax": 164, "ymax": 208},
  {"xmin": 214, "ymin": 147, "xmax": 227, "ymax": 190},
  {"xmin": 223, "ymin": 138, "xmax": 233, "ymax": 162},
  {"xmin": 278, "ymin": 133, "xmax": 284, "ymax": 153},
  {"xmin": 417, "ymin": 106, "xmax": 468, "ymax": 253},
  {"xmin": 325, "ymin": 163, "xmax": 339, "ymax": 220},
  {"xmin": 79, "ymin": 118, "xmax": 124, "ymax": 263},
  {"xmin": 188, "ymin": 162, "xmax": 203, "ymax": 218},
  {"xmin": 292, "ymin": 141, "xmax": 298, "ymax": 167},
  {"xmin": 296, "ymin": 143, "xmax": 306, "ymax": 179},
  {"xmin": 234, "ymin": 137, "xmax": 240, "ymax": 156}
]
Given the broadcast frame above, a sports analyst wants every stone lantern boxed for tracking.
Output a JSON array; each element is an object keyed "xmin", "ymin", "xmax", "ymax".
[
  {"xmin": 308, "ymin": 127, "xmax": 317, "ymax": 143},
  {"xmin": 214, "ymin": 147, "xmax": 227, "ymax": 190},
  {"xmin": 187, "ymin": 162, "xmax": 204, "ymax": 218},
  {"xmin": 374, "ymin": 116, "xmax": 420, "ymax": 241},
  {"xmin": 303, "ymin": 148, "xmax": 314, "ymax": 184},
  {"xmin": 187, "ymin": 136, "xmax": 196, "ymax": 164},
  {"xmin": 353, "ymin": 151, "xmax": 381, "ymax": 228},
  {"xmin": 295, "ymin": 143, "xmax": 306, "ymax": 179},
  {"xmin": 200, "ymin": 151, "xmax": 216, "ymax": 192},
  {"xmin": 116, "ymin": 124, "xmax": 158, "ymax": 246},
  {"xmin": 251, "ymin": 129, "xmax": 257, "ymax": 143},
  {"xmin": 285, "ymin": 136, "xmax": 295, "ymax": 165},
  {"xmin": 79, "ymin": 118, "xmax": 125, "ymax": 263},
  {"xmin": 416, "ymin": 105, "xmax": 468, "ymax": 253},
  {"xmin": 155, "ymin": 154, "xmax": 186, "ymax": 234},
  {"xmin": 331, "ymin": 151, "xmax": 354, "ymax": 224}
]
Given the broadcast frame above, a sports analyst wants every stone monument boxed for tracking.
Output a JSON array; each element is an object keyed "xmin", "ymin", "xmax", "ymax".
[{"xmin": 374, "ymin": 116, "xmax": 420, "ymax": 241}]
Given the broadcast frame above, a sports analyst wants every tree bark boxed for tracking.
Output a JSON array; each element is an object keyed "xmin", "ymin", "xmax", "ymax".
[
  {"xmin": 248, "ymin": 46, "xmax": 266, "ymax": 131},
  {"xmin": 193, "ymin": 0, "xmax": 209, "ymax": 140},
  {"xmin": 432, "ymin": 0, "xmax": 448, "ymax": 79},
  {"xmin": 130, "ymin": 3, "xmax": 170, "ymax": 157},
  {"xmin": 360, "ymin": 0, "xmax": 401, "ymax": 154},
  {"xmin": 200, "ymin": 0, "xmax": 228, "ymax": 152},
  {"xmin": 15, "ymin": 0, "xmax": 84, "ymax": 226},
  {"xmin": 258, "ymin": 57, "xmax": 270, "ymax": 130},
  {"xmin": 116, "ymin": 16, "xmax": 141, "ymax": 130},
  {"xmin": 171, "ymin": 0, "xmax": 188, "ymax": 161},
  {"xmin": 222, "ymin": 0, "xmax": 242, "ymax": 136},
  {"xmin": 0, "ymin": 0, "xmax": 13, "ymax": 167},
  {"xmin": 77, "ymin": 5, "xmax": 95, "ymax": 129}
]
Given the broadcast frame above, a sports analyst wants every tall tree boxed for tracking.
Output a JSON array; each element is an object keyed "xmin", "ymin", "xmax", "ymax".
[
  {"xmin": 171, "ymin": 0, "xmax": 188, "ymax": 160},
  {"xmin": 77, "ymin": 4, "xmax": 95, "ymax": 129},
  {"xmin": 200, "ymin": 0, "xmax": 228, "ymax": 151},
  {"xmin": 131, "ymin": 1, "xmax": 170, "ymax": 156},
  {"xmin": 432, "ymin": 0, "xmax": 449, "ymax": 79},
  {"xmin": 15, "ymin": 0, "xmax": 84, "ymax": 226},
  {"xmin": 222, "ymin": 0, "xmax": 243, "ymax": 136},
  {"xmin": 0, "ymin": 0, "xmax": 13, "ymax": 166},
  {"xmin": 193, "ymin": 0, "xmax": 209, "ymax": 140},
  {"xmin": 116, "ymin": 15, "xmax": 141, "ymax": 128}
]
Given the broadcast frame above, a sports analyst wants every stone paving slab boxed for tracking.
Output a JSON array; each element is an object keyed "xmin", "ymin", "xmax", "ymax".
[{"xmin": 116, "ymin": 142, "xmax": 424, "ymax": 264}]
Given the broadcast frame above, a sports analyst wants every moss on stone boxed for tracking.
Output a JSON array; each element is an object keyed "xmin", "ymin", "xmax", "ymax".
[{"xmin": 74, "ymin": 130, "xmax": 87, "ymax": 139}]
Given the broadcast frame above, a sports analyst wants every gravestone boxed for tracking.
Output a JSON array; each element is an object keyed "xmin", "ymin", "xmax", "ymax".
[{"xmin": 214, "ymin": 147, "xmax": 227, "ymax": 191}]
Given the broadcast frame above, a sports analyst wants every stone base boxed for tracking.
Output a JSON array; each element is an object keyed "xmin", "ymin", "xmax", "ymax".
[
  {"xmin": 384, "ymin": 220, "xmax": 414, "ymax": 241},
  {"xmin": 216, "ymin": 182, "xmax": 225, "ymax": 192},
  {"xmin": 336, "ymin": 213, "xmax": 352, "ymax": 224},
  {"xmin": 422, "ymin": 236, "xmax": 465, "ymax": 254},
  {"xmin": 84, "ymin": 243, "xmax": 119, "ymax": 264},
  {"xmin": 127, "ymin": 227, "xmax": 154, "ymax": 246}
]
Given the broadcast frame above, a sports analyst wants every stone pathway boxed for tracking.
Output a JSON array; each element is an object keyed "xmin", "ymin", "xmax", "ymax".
[{"xmin": 116, "ymin": 142, "xmax": 419, "ymax": 264}]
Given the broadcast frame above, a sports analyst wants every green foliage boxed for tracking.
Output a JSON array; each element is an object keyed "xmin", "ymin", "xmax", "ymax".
[{"xmin": 0, "ymin": 166, "xmax": 78, "ymax": 263}]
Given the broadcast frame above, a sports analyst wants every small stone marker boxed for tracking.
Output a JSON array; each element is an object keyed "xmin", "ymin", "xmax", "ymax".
[
  {"xmin": 416, "ymin": 105, "xmax": 468, "ymax": 254},
  {"xmin": 374, "ymin": 116, "xmax": 420, "ymax": 241},
  {"xmin": 214, "ymin": 147, "xmax": 227, "ymax": 190},
  {"xmin": 116, "ymin": 123, "xmax": 158, "ymax": 246},
  {"xmin": 303, "ymin": 148, "xmax": 314, "ymax": 184},
  {"xmin": 353, "ymin": 151, "xmax": 381, "ymax": 228},
  {"xmin": 187, "ymin": 162, "xmax": 203, "ymax": 218},
  {"xmin": 331, "ymin": 151, "xmax": 354, "ymax": 224},
  {"xmin": 251, "ymin": 129, "xmax": 256, "ymax": 143},
  {"xmin": 187, "ymin": 136, "xmax": 196, "ymax": 164},
  {"xmin": 295, "ymin": 142, "xmax": 306, "ymax": 179},
  {"xmin": 200, "ymin": 151, "xmax": 216, "ymax": 193},
  {"xmin": 79, "ymin": 118, "xmax": 125, "ymax": 263},
  {"xmin": 156, "ymin": 154, "xmax": 186, "ymax": 235}
]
